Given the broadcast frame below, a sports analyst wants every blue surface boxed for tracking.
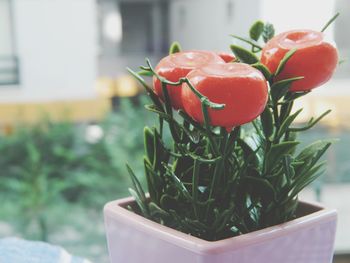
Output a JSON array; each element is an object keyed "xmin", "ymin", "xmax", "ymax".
[{"xmin": 0, "ymin": 237, "xmax": 90, "ymax": 263}]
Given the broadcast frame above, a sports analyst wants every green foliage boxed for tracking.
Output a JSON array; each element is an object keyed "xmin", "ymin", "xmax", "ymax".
[
  {"xmin": 270, "ymin": 77, "xmax": 304, "ymax": 103},
  {"xmin": 251, "ymin": 63, "xmax": 272, "ymax": 80},
  {"xmin": 230, "ymin": 44, "xmax": 259, "ymax": 64},
  {"xmin": 230, "ymin": 35, "xmax": 262, "ymax": 52},
  {"xmin": 169, "ymin": 41, "xmax": 182, "ymax": 55},
  {"xmin": 0, "ymin": 97, "xmax": 153, "ymax": 241},
  {"xmin": 249, "ymin": 20, "xmax": 265, "ymax": 41},
  {"xmin": 321, "ymin": 12, "xmax": 340, "ymax": 32},
  {"xmin": 0, "ymin": 120, "xmax": 93, "ymax": 240},
  {"xmin": 125, "ymin": 21, "xmax": 335, "ymax": 241},
  {"xmin": 262, "ymin": 23, "xmax": 275, "ymax": 43},
  {"xmin": 274, "ymin": 49, "xmax": 298, "ymax": 76}
]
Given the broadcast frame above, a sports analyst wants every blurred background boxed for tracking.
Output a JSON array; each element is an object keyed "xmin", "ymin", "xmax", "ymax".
[{"xmin": 0, "ymin": 0, "xmax": 349, "ymax": 262}]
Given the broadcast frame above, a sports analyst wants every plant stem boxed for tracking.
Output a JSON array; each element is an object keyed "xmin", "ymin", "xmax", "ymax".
[
  {"xmin": 321, "ymin": 12, "xmax": 340, "ymax": 32},
  {"xmin": 272, "ymin": 104, "xmax": 280, "ymax": 143},
  {"xmin": 161, "ymin": 82, "xmax": 181, "ymax": 143},
  {"xmin": 201, "ymin": 101, "xmax": 220, "ymax": 156}
]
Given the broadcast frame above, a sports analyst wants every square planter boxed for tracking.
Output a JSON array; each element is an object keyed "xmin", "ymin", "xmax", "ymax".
[{"xmin": 104, "ymin": 197, "xmax": 337, "ymax": 263}]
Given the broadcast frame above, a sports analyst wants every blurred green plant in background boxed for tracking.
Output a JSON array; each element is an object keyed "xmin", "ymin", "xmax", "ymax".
[
  {"xmin": 0, "ymin": 119, "xmax": 85, "ymax": 241},
  {"xmin": 0, "ymin": 96, "xmax": 154, "ymax": 251}
]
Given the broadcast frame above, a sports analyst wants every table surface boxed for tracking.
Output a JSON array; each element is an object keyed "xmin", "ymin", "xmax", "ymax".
[{"xmin": 0, "ymin": 237, "xmax": 91, "ymax": 263}]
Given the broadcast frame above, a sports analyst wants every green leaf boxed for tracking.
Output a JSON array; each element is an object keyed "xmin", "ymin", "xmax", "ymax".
[
  {"xmin": 144, "ymin": 158, "xmax": 158, "ymax": 202},
  {"xmin": 127, "ymin": 67, "xmax": 164, "ymax": 111},
  {"xmin": 321, "ymin": 12, "xmax": 340, "ymax": 32},
  {"xmin": 192, "ymin": 160, "xmax": 200, "ymax": 204},
  {"xmin": 152, "ymin": 128, "xmax": 170, "ymax": 170},
  {"xmin": 282, "ymin": 155, "xmax": 295, "ymax": 181},
  {"xmin": 129, "ymin": 188, "xmax": 149, "ymax": 216},
  {"xmin": 283, "ymin": 91, "xmax": 310, "ymax": 102},
  {"xmin": 144, "ymin": 127, "xmax": 154, "ymax": 163},
  {"xmin": 251, "ymin": 63, "xmax": 272, "ymax": 80},
  {"xmin": 289, "ymin": 110, "xmax": 331, "ymax": 132},
  {"xmin": 145, "ymin": 104, "xmax": 171, "ymax": 120},
  {"xmin": 160, "ymin": 82, "xmax": 182, "ymax": 143},
  {"xmin": 230, "ymin": 35, "xmax": 262, "ymax": 50},
  {"xmin": 271, "ymin": 77, "xmax": 304, "ymax": 102},
  {"xmin": 149, "ymin": 202, "xmax": 170, "ymax": 218},
  {"xmin": 161, "ymin": 82, "xmax": 173, "ymax": 115},
  {"xmin": 276, "ymin": 109, "xmax": 303, "ymax": 140},
  {"xmin": 164, "ymin": 165, "xmax": 192, "ymax": 200},
  {"xmin": 274, "ymin": 49, "xmax": 297, "ymax": 76},
  {"xmin": 262, "ymin": 23, "xmax": 275, "ymax": 43},
  {"xmin": 180, "ymin": 217, "xmax": 208, "ymax": 233},
  {"xmin": 294, "ymin": 140, "xmax": 333, "ymax": 182},
  {"xmin": 243, "ymin": 176, "xmax": 276, "ymax": 202},
  {"xmin": 249, "ymin": 20, "xmax": 265, "ymax": 41},
  {"xmin": 296, "ymin": 139, "xmax": 336, "ymax": 162},
  {"xmin": 224, "ymin": 126, "xmax": 241, "ymax": 156},
  {"xmin": 237, "ymin": 138, "xmax": 259, "ymax": 166},
  {"xmin": 207, "ymin": 159, "xmax": 225, "ymax": 200},
  {"xmin": 172, "ymin": 146, "xmax": 222, "ymax": 164},
  {"xmin": 290, "ymin": 161, "xmax": 327, "ymax": 198},
  {"xmin": 126, "ymin": 164, "xmax": 147, "ymax": 204},
  {"xmin": 169, "ymin": 41, "xmax": 182, "ymax": 54},
  {"xmin": 266, "ymin": 141, "xmax": 300, "ymax": 170},
  {"xmin": 278, "ymin": 101, "xmax": 294, "ymax": 125},
  {"xmin": 211, "ymin": 205, "xmax": 235, "ymax": 232},
  {"xmin": 260, "ymin": 107, "xmax": 274, "ymax": 139},
  {"xmin": 251, "ymin": 120, "xmax": 265, "ymax": 140},
  {"xmin": 230, "ymin": 44, "xmax": 259, "ymax": 64},
  {"xmin": 137, "ymin": 70, "xmax": 153, "ymax": 77}
]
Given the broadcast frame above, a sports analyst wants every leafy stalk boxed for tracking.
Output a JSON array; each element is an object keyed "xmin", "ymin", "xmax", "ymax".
[
  {"xmin": 125, "ymin": 18, "xmax": 336, "ymax": 241},
  {"xmin": 321, "ymin": 12, "xmax": 340, "ymax": 32}
]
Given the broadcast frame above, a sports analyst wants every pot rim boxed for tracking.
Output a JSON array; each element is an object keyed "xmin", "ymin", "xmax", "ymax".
[{"xmin": 104, "ymin": 197, "xmax": 337, "ymax": 255}]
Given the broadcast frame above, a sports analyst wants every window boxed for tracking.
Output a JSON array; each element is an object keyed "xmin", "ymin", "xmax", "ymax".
[
  {"xmin": 334, "ymin": 0, "xmax": 350, "ymax": 78},
  {"xmin": 0, "ymin": 0, "xmax": 19, "ymax": 85},
  {"xmin": 120, "ymin": 2, "xmax": 154, "ymax": 54}
]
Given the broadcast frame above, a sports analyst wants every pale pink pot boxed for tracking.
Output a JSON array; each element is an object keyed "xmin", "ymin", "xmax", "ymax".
[{"xmin": 104, "ymin": 197, "xmax": 337, "ymax": 263}]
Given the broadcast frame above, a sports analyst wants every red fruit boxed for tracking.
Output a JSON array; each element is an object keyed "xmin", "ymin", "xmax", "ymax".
[
  {"xmin": 153, "ymin": 51, "xmax": 224, "ymax": 109},
  {"xmin": 181, "ymin": 63, "xmax": 268, "ymax": 129},
  {"xmin": 261, "ymin": 29, "xmax": 338, "ymax": 92},
  {"xmin": 217, "ymin": 52, "xmax": 236, "ymax": 63}
]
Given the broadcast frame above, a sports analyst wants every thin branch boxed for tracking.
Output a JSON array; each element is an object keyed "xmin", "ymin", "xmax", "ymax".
[
  {"xmin": 230, "ymin": 35, "xmax": 263, "ymax": 50},
  {"xmin": 321, "ymin": 12, "xmax": 340, "ymax": 32}
]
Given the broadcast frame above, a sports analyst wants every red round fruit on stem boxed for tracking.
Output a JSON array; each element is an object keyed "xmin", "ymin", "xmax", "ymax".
[
  {"xmin": 217, "ymin": 52, "xmax": 236, "ymax": 63},
  {"xmin": 181, "ymin": 63, "xmax": 268, "ymax": 129},
  {"xmin": 261, "ymin": 29, "xmax": 338, "ymax": 92},
  {"xmin": 153, "ymin": 51, "xmax": 225, "ymax": 109}
]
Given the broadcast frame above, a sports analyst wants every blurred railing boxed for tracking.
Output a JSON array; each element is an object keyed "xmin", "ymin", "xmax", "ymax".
[{"xmin": 0, "ymin": 56, "xmax": 20, "ymax": 85}]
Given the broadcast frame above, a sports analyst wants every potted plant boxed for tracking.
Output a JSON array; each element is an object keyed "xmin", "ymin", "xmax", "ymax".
[{"xmin": 104, "ymin": 16, "xmax": 339, "ymax": 263}]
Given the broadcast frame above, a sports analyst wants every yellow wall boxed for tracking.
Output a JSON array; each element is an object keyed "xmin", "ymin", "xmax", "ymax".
[
  {"xmin": 295, "ymin": 96, "xmax": 350, "ymax": 130},
  {"xmin": 0, "ymin": 98, "xmax": 111, "ymax": 126}
]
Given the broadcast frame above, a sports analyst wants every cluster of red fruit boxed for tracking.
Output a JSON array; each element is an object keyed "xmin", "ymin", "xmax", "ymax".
[{"xmin": 153, "ymin": 29, "xmax": 338, "ymax": 130}]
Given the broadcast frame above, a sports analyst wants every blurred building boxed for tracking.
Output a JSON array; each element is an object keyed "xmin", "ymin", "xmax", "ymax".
[
  {"xmin": 98, "ymin": 0, "xmax": 260, "ymax": 76},
  {"xmin": 0, "ymin": 0, "xmax": 108, "ymax": 125},
  {"xmin": 1, "ymin": 0, "xmax": 350, "ymax": 126},
  {"xmin": 0, "ymin": 0, "xmax": 98, "ymax": 103}
]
